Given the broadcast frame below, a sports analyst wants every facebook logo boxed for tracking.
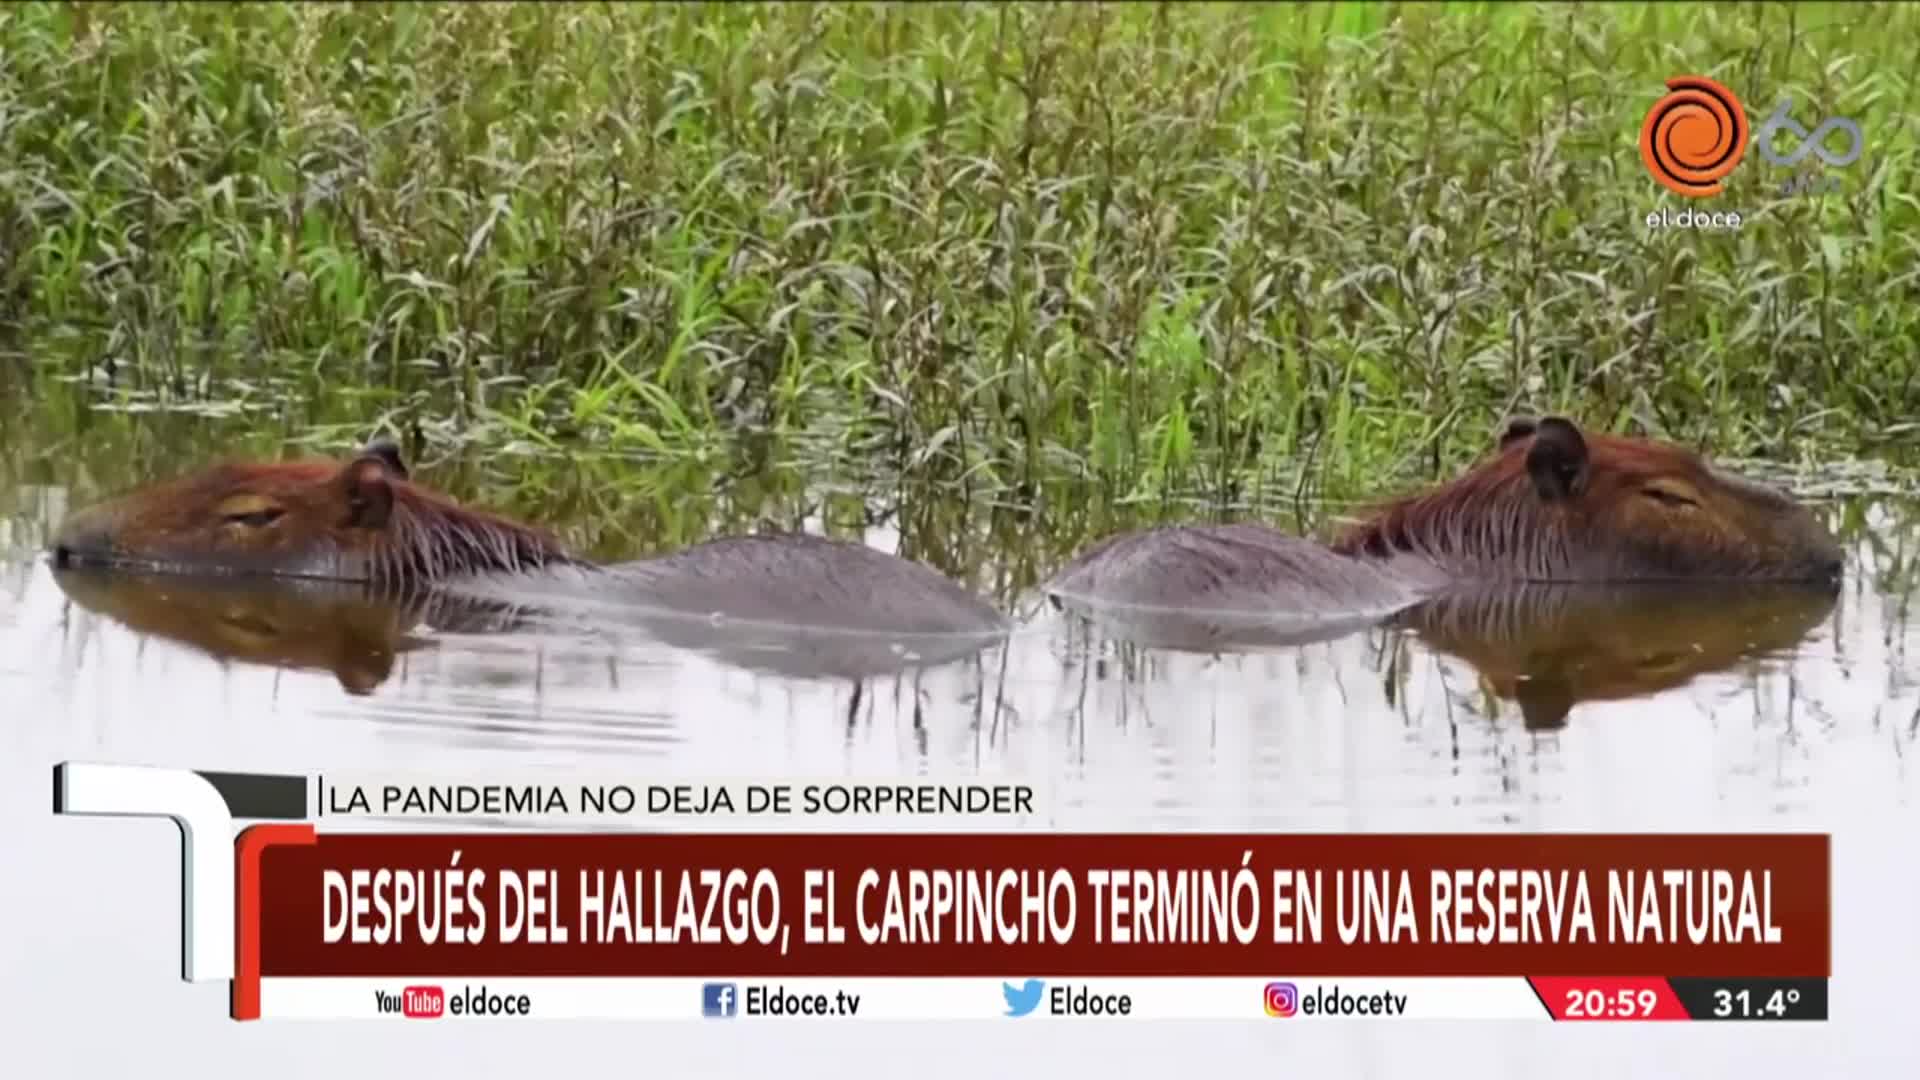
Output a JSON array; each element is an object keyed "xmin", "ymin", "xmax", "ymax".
[{"xmin": 702, "ymin": 983, "xmax": 738, "ymax": 1018}]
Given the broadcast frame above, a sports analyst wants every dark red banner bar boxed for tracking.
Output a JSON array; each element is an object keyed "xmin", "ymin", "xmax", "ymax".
[{"xmin": 241, "ymin": 831, "xmax": 1829, "ymax": 980}]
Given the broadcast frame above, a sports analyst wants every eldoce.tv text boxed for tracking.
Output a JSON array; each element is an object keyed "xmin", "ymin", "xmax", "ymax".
[{"xmin": 746, "ymin": 985, "xmax": 862, "ymax": 1017}]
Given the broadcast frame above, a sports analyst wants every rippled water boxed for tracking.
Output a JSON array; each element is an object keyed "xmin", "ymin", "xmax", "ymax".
[{"xmin": 3, "ymin": 474, "xmax": 1917, "ymax": 1076}]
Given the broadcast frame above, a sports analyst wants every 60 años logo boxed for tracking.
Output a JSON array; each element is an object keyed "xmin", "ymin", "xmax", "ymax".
[{"xmin": 1754, "ymin": 98, "xmax": 1863, "ymax": 168}]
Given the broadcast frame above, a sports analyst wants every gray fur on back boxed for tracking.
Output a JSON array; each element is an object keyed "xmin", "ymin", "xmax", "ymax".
[
  {"xmin": 608, "ymin": 532, "xmax": 1008, "ymax": 636},
  {"xmin": 1044, "ymin": 523, "xmax": 1438, "ymax": 617}
]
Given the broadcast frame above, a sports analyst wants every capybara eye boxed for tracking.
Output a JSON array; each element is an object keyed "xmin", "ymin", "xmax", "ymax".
[
  {"xmin": 214, "ymin": 493, "xmax": 287, "ymax": 528},
  {"xmin": 1642, "ymin": 485, "xmax": 1699, "ymax": 509},
  {"xmin": 223, "ymin": 507, "xmax": 286, "ymax": 528}
]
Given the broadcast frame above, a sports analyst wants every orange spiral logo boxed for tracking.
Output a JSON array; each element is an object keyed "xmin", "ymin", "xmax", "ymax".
[{"xmin": 1640, "ymin": 76, "xmax": 1749, "ymax": 197}]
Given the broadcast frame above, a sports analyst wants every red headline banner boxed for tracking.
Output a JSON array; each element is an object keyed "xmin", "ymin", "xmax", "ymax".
[{"xmin": 239, "ymin": 832, "xmax": 1829, "ymax": 987}]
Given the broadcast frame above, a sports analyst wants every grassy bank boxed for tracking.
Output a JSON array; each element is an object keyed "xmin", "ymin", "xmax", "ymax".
[{"xmin": 2, "ymin": 2, "xmax": 1917, "ymax": 582}]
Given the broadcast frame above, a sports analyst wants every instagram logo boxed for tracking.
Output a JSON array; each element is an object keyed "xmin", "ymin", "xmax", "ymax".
[{"xmin": 1264, "ymin": 981, "xmax": 1299, "ymax": 1017}]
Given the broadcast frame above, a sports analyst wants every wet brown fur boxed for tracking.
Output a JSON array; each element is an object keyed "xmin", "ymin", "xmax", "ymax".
[
  {"xmin": 52, "ymin": 449, "xmax": 578, "ymax": 584},
  {"xmin": 50, "ymin": 442, "xmax": 1010, "ymax": 638},
  {"xmin": 1329, "ymin": 418, "xmax": 1843, "ymax": 583},
  {"xmin": 1044, "ymin": 416, "xmax": 1841, "ymax": 640},
  {"xmin": 60, "ymin": 416, "xmax": 1842, "ymax": 637}
]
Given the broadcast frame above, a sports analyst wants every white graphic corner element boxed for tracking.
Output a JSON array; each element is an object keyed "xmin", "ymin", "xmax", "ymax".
[{"xmin": 54, "ymin": 762, "xmax": 235, "ymax": 983}]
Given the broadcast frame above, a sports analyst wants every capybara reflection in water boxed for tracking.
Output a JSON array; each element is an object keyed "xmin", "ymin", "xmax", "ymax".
[
  {"xmin": 49, "ymin": 563, "xmax": 996, "ymax": 691},
  {"xmin": 49, "ymin": 568, "xmax": 532, "ymax": 695},
  {"xmin": 1047, "ymin": 416, "xmax": 1842, "ymax": 617},
  {"xmin": 1390, "ymin": 581, "xmax": 1838, "ymax": 731},
  {"xmin": 49, "ymin": 439, "xmax": 1008, "ymax": 639}
]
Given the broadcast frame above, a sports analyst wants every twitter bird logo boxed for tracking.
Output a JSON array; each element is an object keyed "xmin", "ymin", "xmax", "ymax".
[{"xmin": 1003, "ymin": 978, "xmax": 1045, "ymax": 1017}]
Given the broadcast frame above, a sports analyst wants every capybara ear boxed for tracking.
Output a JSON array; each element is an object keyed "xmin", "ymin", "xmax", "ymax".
[
  {"xmin": 1525, "ymin": 417, "xmax": 1590, "ymax": 501},
  {"xmin": 1498, "ymin": 416, "xmax": 1538, "ymax": 449},
  {"xmin": 338, "ymin": 456, "xmax": 396, "ymax": 530},
  {"xmin": 362, "ymin": 437, "xmax": 409, "ymax": 479}
]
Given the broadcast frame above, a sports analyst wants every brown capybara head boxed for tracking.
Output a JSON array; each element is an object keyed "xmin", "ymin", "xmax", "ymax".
[
  {"xmin": 1331, "ymin": 416, "xmax": 1844, "ymax": 584},
  {"xmin": 49, "ymin": 439, "xmax": 578, "ymax": 585}
]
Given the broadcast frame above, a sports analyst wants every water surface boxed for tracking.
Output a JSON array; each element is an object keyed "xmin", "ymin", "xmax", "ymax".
[{"xmin": 3, "ymin": 455, "xmax": 1916, "ymax": 1077}]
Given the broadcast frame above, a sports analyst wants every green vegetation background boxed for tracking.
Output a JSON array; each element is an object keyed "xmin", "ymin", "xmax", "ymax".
[{"xmin": 1, "ymin": 2, "xmax": 1914, "ymax": 586}]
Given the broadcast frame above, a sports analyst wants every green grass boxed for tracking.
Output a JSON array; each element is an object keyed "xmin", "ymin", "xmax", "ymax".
[{"xmin": 2, "ymin": 1, "xmax": 1918, "ymax": 593}]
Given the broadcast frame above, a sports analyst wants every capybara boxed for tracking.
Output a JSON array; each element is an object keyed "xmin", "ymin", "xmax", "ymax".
[
  {"xmin": 50, "ymin": 562, "xmax": 994, "ymax": 689},
  {"xmin": 1042, "ymin": 522, "xmax": 1442, "ymax": 651},
  {"xmin": 1332, "ymin": 416, "xmax": 1844, "ymax": 583},
  {"xmin": 1047, "ymin": 416, "xmax": 1842, "ymax": 620},
  {"xmin": 49, "ymin": 439, "xmax": 1008, "ymax": 639},
  {"xmin": 50, "ymin": 440, "xmax": 575, "ymax": 582}
]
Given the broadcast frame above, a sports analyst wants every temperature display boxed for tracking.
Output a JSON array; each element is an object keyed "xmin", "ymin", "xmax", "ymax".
[{"xmin": 1666, "ymin": 978, "xmax": 1828, "ymax": 1021}]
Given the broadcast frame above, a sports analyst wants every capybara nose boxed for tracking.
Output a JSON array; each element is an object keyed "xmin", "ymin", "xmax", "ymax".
[
  {"xmin": 49, "ymin": 504, "xmax": 119, "ymax": 567},
  {"xmin": 1814, "ymin": 542, "xmax": 1845, "ymax": 583},
  {"xmin": 1798, "ymin": 510, "xmax": 1846, "ymax": 584}
]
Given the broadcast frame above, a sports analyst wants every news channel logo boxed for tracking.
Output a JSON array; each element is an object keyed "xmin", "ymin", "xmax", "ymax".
[
  {"xmin": 1639, "ymin": 75, "xmax": 1864, "ymax": 198},
  {"xmin": 702, "ymin": 982, "xmax": 738, "ymax": 1018},
  {"xmin": 1263, "ymin": 981, "xmax": 1299, "ymax": 1018},
  {"xmin": 1002, "ymin": 978, "xmax": 1045, "ymax": 1017}
]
